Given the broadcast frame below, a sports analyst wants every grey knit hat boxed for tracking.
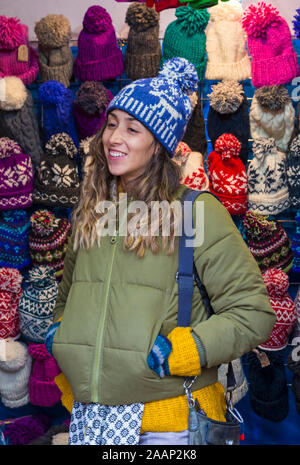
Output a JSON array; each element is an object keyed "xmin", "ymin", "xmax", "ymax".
[{"xmin": 34, "ymin": 14, "xmax": 74, "ymax": 88}]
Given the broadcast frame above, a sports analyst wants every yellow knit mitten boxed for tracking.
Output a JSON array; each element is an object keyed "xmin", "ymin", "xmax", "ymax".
[
  {"xmin": 55, "ymin": 372, "xmax": 74, "ymax": 414},
  {"xmin": 167, "ymin": 327, "xmax": 201, "ymax": 377}
]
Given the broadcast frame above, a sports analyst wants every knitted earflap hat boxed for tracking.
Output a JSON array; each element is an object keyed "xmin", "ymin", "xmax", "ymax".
[
  {"xmin": 147, "ymin": 0, "xmax": 187, "ymax": 12},
  {"xmin": 206, "ymin": 133, "xmax": 247, "ymax": 215},
  {"xmin": 33, "ymin": 132, "xmax": 80, "ymax": 208},
  {"xmin": 286, "ymin": 135, "xmax": 300, "ymax": 208},
  {"xmin": 27, "ymin": 343, "xmax": 62, "ymax": 407},
  {"xmin": 0, "ymin": 76, "xmax": 43, "ymax": 169},
  {"xmin": 161, "ymin": 6, "xmax": 210, "ymax": 80},
  {"xmin": 174, "ymin": 142, "xmax": 209, "ymax": 190},
  {"xmin": 207, "ymin": 80, "xmax": 249, "ymax": 166},
  {"xmin": 0, "ymin": 267, "xmax": 22, "ymax": 339},
  {"xmin": 205, "ymin": 0, "xmax": 251, "ymax": 81},
  {"xmin": 243, "ymin": 211, "xmax": 293, "ymax": 274},
  {"xmin": 0, "ymin": 16, "xmax": 38, "ymax": 85},
  {"xmin": 182, "ymin": 90, "xmax": 207, "ymax": 157},
  {"xmin": 242, "ymin": 2, "xmax": 299, "ymax": 88},
  {"xmin": 38, "ymin": 81, "xmax": 79, "ymax": 147},
  {"xmin": 125, "ymin": 3, "xmax": 161, "ymax": 81},
  {"xmin": 259, "ymin": 268, "xmax": 296, "ymax": 351},
  {"xmin": 34, "ymin": 14, "xmax": 73, "ymax": 88},
  {"xmin": 247, "ymin": 137, "xmax": 290, "ymax": 216},
  {"xmin": 108, "ymin": 57, "xmax": 198, "ymax": 156},
  {"xmin": 0, "ymin": 210, "xmax": 31, "ymax": 270},
  {"xmin": 18, "ymin": 266, "xmax": 58, "ymax": 344},
  {"xmin": 0, "ymin": 137, "xmax": 34, "ymax": 210},
  {"xmin": 250, "ymin": 85, "xmax": 295, "ymax": 153},
  {"xmin": 73, "ymin": 81, "xmax": 114, "ymax": 141},
  {"xmin": 247, "ymin": 348, "xmax": 289, "ymax": 422},
  {"xmin": 74, "ymin": 5, "xmax": 124, "ymax": 82},
  {"xmin": 29, "ymin": 210, "xmax": 71, "ymax": 280},
  {"xmin": 0, "ymin": 339, "xmax": 32, "ymax": 408}
]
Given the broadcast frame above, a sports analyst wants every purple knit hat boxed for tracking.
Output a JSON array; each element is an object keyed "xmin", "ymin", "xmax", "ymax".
[
  {"xmin": 242, "ymin": 2, "xmax": 299, "ymax": 88},
  {"xmin": 74, "ymin": 6, "xmax": 124, "ymax": 81},
  {"xmin": 0, "ymin": 16, "xmax": 39, "ymax": 85},
  {"xmin": 73, "ymin": 81, "xmax": 114, "ymax": 140},
  {"xmin": 0, "ymin": 137, "xmax": 34, "ymax": 210},
  {"xmin": 27, "ymin": 343, "xmax": 62, "ymax": 407}
]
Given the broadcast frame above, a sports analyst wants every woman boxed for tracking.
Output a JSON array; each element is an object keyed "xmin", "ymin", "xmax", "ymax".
[{"xmin": 46, "ymin": 58, "xmax": 276, "ymax": 445}]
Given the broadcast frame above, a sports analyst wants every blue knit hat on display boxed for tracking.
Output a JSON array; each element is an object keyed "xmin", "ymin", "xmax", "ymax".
[
  {"xmin": 107, "ymin": 57, "xmax": 199, "ymax": 156},
  {"xmin": 0, "ymin": 209, "xmax": 31, "ymax": 270},
  {"xmin": 38, "ymin": 80, "xmax": 79, "ymax": 147}
]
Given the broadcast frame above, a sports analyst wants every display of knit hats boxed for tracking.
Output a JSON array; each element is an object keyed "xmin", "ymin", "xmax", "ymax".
[
  {"xmin": 243, "ymin": 211, "xmax": 293, "ymax": 274},
  {"xmin": 0, "ymin": 16, "xmax": 38, "ymax": 85},
  {"xmin": 291, "ymin": 210, "xmax": 300, "ymax": 274},
  {"xmin": 161, "ymin": 5, "xmax": 210, "ymax": 80},
  {"xmin": 293, "ymin": 8, "xmax": 300, "ymax": 39},
  {"xmin": 247, "ymin": 348, "xmax": 289, "ymax": 422},
  {"xmin": 0, "ymin": 137, "xmax": 34, "ymax": 211},
  {"xmin": 174, "ymin": 142, "xmax": 209, "ymax": 190},
  {"xmin": 0, "ymin": 267, "xmax": 22, "ymax": 339},
  {"xmin": 286, "ymin": 135, "xmax": 300, "ymax": 208},
  {"xmin": 0, "ymin": 414, "xmax": 50, "ymax": 445},
  {"xmin": 205, "ymin": 0, "xmax": 251, "ymax": 81},
  {"xmin": 29, "ymin": 424, "xmax": 69, "ymax": 445},
  {"xmin": 259, "ymin": 268, "xmax": 296, "ymax": 351},
  {"xmin": 0, "ymin": 339, "xmax": 32, "ymax": 408},
  {"xmin": 124, "ymin": 3, "xmax": 161, "ymax": 81},
  {"xmin": 28, "ymin": 210, "xmax": 71, "ymax": 280},
  {"xmin": 34, "ymin": 14, "xmax": 73, "ymax": 88},
  {"xmin": 38, "ymin": 81, "xmax": 79, "ymax": 147},
  {"xmin": 74, "ymin": 5, "xmax": 124, "ymax": 82},
  {"xmin": 73, "ymin": 82, "xmax": 114, "ymax": 141},
  {"xmin": 182, "ymin": 90, "xmax": 207, "ymax": 157},
  {"xmin": 247, "ymin": 137, "xmax": 290, "ymax": 216},
  {"xmin": 0, "ymin": 209, "xmax": 31, "ymax": 270},
  {"xmin": 18, "ymin": 266, "xmax": 58, "ymax": 344},
  {"xmin": 0, "ymin": 76, "xmax": 43, "ymax": 169},
  {"xmin": 250, "ymin": 85, "xmax": 295, "ymax": 153},
  {"xmin": 242, "ymin": 2, "xmax": 299, "ymax": 88},
  {"xmin": 218, "ymin": 358, "xmax": 248, "ymax": 406},
  {"xmin": 27, "ymin": 343, "xmax": 62, "ymax": 407},
  {"xmin": 206, "ymin": 133, "xmax": 247, "ymax": 215},
  {"xmin": 33, "ymin": 133, "xmax": 80, "ymax": 209},
  {"xmin": 147, "ymin": 0, "xmax": 187, "ymax": 12},
  {"xmin": 207, "ymin": 80, "xmax": 249, "ymax": 166}
]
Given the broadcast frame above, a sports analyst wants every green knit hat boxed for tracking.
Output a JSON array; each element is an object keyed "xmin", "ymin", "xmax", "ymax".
[
  {"xmin": 161, "ymin": 5, "xmax": 210, "ymax": 80},
  {"xmin": 179, "ymin": 0, "xmax": 230, "ymax": 8}
]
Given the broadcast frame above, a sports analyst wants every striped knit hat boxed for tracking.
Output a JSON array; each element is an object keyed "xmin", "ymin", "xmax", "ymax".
[
  {"xmin": 18, "ymin": 266, "xmax": 58, "ymax": 344},
  {"xmin": 29, "ymin": 210, "xmax": 71, "ymax": 280},
  {"xmin": 0, "ymin": 209, "xmax": 31, "ymax": 270},
  {"xmin": 0, "ymin": 267, "xmax": 23, "ymax": 339},
  {"xmin": 243, "ymin": 211, "xmax": 293, "ymax": 274}
]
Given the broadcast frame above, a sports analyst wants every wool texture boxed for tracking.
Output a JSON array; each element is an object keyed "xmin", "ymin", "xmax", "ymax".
[
  {"xmin": 286, "ymin": 135, "xmax": 300, "ymax": 208},
  {"xmin": 182, "ymin": 90, "xmax": 207, "ymax": 156},
  {"xmin": 1, "ymin": 414, "xmax": 50, "ymax": 445},
  {"xmin": 28, "ymin": 424, "xmax": 69, "ymax": 445},
  {"xmin": 148, "ymin": 0, "xmax": 188, "ymax": 12},
  {"xmin": 125, "ymin": 3, "xmax": 161, "ymax": 80},
  {"xmin": 242, "ymin": 2, "xmax": 299, "ymax": 87},
  {"xmin": 0, "ymin": 76, "xmax": 43, "ymax": 169},
  {"xmin": 0, "ymin": 209, "xmax": 31, "ymax": 270},
  {"xmin": 74, "ymin": 6, "xmax": 124, "ymax": 82},
  {"xmin": 291, "ymin": 211, "xmax": 300, "ymax": 275},
  {"xmin": 174, "ymin": 142, "xmax": 209, "ymax": 191},
  {"xmin": 161, "ymin": 6, "xmax": 210, "ymax": 80},
  {"xmin": 247, "ymin": 137, "xmax": 290, "ymax": 215},
  {"xmin": 0, "ymin": 267, "xmax": 23, "ymax": 339},
  {"xmin": 205, "ymin": 0, "xmax": 251, "ymax": 81},
  {"xmin": 0, "ymin": 16, "xmax": 38, "ymax": 85}
]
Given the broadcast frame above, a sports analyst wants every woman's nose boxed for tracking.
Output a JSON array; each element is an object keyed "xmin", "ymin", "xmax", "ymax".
[{"xmin": 109, "ymin": 126, "xmax": 123, "ymax": 145}]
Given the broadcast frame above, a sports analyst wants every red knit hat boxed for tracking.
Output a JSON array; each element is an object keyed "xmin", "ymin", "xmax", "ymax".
[
  {"xmin": 207, "ymin": 133, "xmax": 247, "ymax": 215},
  {"xmin": 174, "ymin": 141, "xmax": 209, "ymax": 191},
  {"xmin": 146, "ymin": 1, "xmax": 187, "ymax": 12},
  {"xmin": 0, "ymin": 267, "xmax": 22, "ymax": 339},
  {"xmin": 259, "ymin": 268, "xmax": 297, "ymax": 351}
]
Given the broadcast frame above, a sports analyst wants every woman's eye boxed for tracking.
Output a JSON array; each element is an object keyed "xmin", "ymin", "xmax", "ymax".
[
  {"xmin": 107, "ymin": 122, "xmax": 116, "ymax": 128},
  {"xmin": 128, "ymin": 127, "xmax": 138, "ymax": 133}
]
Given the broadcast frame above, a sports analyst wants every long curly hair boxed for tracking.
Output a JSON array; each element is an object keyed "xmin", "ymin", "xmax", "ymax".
[{"xmin": 72, "ymin": 123, "xmax": 182, "ymax": 258}]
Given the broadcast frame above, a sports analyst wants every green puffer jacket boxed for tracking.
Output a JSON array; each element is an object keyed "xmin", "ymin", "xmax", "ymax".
[{"xmin": 52, "ymin": 186, "xmax": 276, "ymax": 405}]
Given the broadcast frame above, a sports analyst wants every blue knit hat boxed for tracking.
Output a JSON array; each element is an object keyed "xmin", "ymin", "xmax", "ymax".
[
  {"xmin": 38, "ymin": 80, "xmax": 79, "ymax": 147},
  {"xmin": 107, "ymin": 57, "xmax": 198, "ymax": 156},
  {"xmin": 0, "ymin": 209, "xmax": 31, "ymax": 270}
]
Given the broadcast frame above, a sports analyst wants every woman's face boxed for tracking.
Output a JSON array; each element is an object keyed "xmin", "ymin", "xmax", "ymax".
[{"xmin": 102, "ymin": 109, "xmax": 156, "ymax": 184}]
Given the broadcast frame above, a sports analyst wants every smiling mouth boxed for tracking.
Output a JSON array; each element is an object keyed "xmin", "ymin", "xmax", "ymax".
[{"xmin": 109, "ymin": 150, "xmax": 127, "ymax": 159}]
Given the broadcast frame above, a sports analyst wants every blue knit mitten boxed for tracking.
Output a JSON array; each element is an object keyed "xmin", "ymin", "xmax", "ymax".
[
  {"xmin": 147, "ymin": 334, "xmax": 172, "ymax": 378},
  {"xmin": 45, "ymin": 321, "xmax": 61, "ymax": 356}
]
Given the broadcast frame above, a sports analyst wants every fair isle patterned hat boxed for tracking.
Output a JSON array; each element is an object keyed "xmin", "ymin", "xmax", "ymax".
[
  {"xmin": 18, "ymin": 266, "xmax": 58, "ymax": 344},
  {"xmin": 107, "ymin": 57, "xmax": 199, "ymax": 157}
]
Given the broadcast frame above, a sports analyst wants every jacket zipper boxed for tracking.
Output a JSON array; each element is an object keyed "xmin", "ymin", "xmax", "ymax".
[{"xmin": 91, "ymin": 231, "xmax": 118, "ymax": 402}]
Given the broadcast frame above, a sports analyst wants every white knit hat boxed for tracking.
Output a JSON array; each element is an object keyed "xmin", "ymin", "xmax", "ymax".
[
  {"xmin": 250, "ymin": 85, "xmax": 295, "ymax": 153},
  {"xmin": 205, "ymin": 0, "xmax": 251, "ymax": 81},
  {"xmin": 0, "ymin": 339, "xmax": 32, "ymax": 408},
  {"xmin": 247, "ymin": 136, "xmax": 290, "ymax": 215}
]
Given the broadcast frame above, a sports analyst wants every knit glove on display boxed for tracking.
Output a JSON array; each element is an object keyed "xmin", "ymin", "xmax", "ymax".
[
  {"xmin": 147, "ymin": 327, "xmax": 204, "ymax": 378},
  {"xmin": 45, "ymin": 320, "xmax": 61, "ymax": 356}
]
